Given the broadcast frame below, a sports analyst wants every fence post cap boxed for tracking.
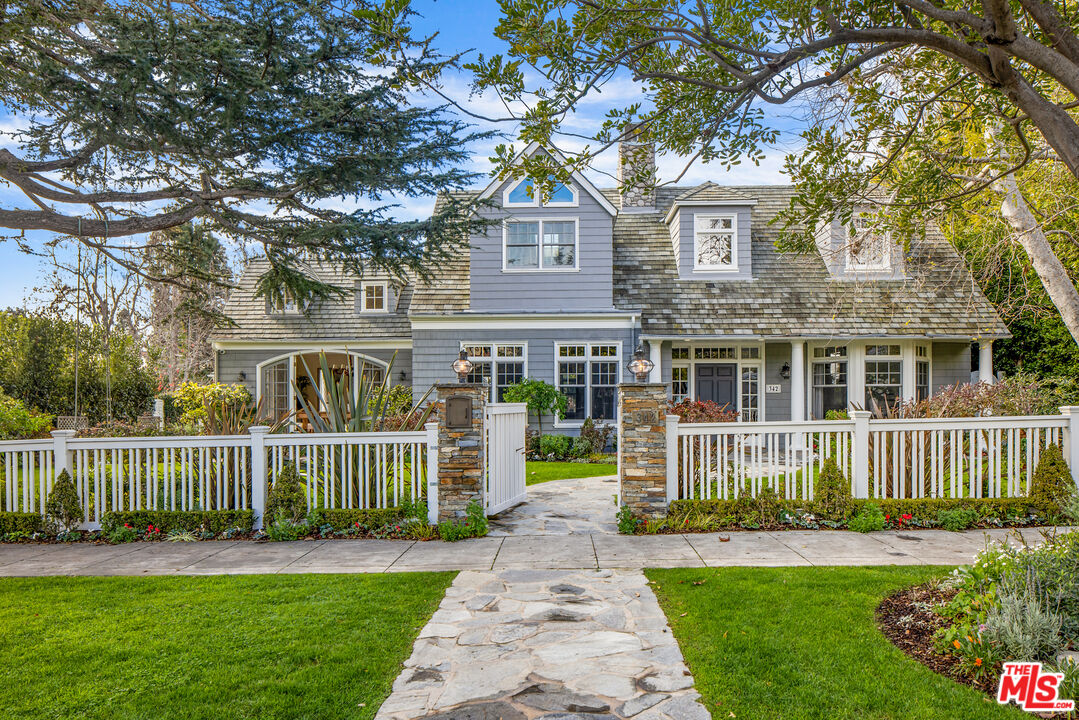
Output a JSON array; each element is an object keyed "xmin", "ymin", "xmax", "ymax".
[
  {"xmin": 1060, "ymin": 406, "xmax": 1079, "ymax": 416},
  {"xmin": 849, "ymin": 410, "xmax": 872, "ymax": 420},
  {"xmin": 50, "ymin": 429, "xmax": 77, "ymax": 438},
  {"xmin": 664, "ymin": 414, "xmax": 680, "ymax": 424},
  {"xmin": 248, "ymin": 425, "xmax": 271, "ymax": 435}
]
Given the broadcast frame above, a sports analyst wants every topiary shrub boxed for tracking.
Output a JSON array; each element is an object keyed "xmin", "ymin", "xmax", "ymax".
[
  {"xmin": 44, "ymin": 469, "xmax": 82, "ymax": 531},
  {"xmin": 1028, "ymin": 444, "xmax": 1076, "ymax": 514},
  {"xmin": 812, "ymin": 458, "xmax": 855, "ymax": 521},
  {"xmin": 265, "ymin": 462, "xmax": 307, "ymax": 523}
]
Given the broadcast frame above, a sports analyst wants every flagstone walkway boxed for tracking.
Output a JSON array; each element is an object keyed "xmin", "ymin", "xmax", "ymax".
[
  {"xmin": 488, "ymin": 474, "xmax": 620, "ymax": 536},
  {"xmin": 375, "ymin": 568, "xmax": 709, "ymax": 720}
]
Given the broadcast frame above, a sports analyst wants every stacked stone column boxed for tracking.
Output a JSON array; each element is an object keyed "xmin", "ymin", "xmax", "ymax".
[
  {"xmin": 434, "ymin": 384, "xmax": 487, "ymax": 522},
  {"xmin": 618, "ymin": 383, "xmax": 670, "ymax": 519}
]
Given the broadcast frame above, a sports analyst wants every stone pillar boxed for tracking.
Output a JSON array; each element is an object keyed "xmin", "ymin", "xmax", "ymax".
[
  {"xmin": 434, "ymin": 383, "xmax": 487, "ymax": 522},
  {"xmin": 979, "ymin": 340, "xmax": 995, "ymax": 384},
  {"xmin": 618, "ymin": 383, "xmax": 670, "ymax": 519}
]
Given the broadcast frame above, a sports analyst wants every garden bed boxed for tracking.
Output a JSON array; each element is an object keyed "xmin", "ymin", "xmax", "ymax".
[{"xmin": 877, "ymin": 582, "xmax": 1072, "ymax": 719}]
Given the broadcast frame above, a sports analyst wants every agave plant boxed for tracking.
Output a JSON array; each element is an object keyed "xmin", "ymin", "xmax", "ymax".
[{"xmin": 294, "ymin": 351, "xmax": 435, "ymax": 433}]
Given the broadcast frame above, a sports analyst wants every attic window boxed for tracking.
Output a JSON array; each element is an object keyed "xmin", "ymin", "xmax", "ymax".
[
  {"xmin": 267, "ymin": 293, "xmax": 307, "ymax": 315},
  {"xmin": 693, "ymin": 214, "xmax": 737, "ymax": 270},
  {"xmin": 846, "ymin": 208, "xmax": 890, "ymax": 270},
  {"xmin": 503, "ymin": 177, "xmax": 577, "ymax": 207},
  {"xmin": 360, "ymin": 282, "xmax": 387, "ymax": 313}
]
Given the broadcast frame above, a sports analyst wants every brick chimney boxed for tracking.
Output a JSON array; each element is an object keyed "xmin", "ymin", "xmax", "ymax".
[{"xmin": 617, "ymin": 124, "xmax": 656, "ymax": 212}]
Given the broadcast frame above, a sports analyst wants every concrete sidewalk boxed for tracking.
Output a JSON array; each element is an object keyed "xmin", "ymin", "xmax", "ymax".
[{"xmin": 0, "ymin": 526, "xmax": 1065, "ymax": 577}]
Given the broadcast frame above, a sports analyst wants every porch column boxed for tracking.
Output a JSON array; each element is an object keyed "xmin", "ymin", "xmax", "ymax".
[
  {"xmin": 979, "ymin": 340, "xmax": 995, "ymax": 384},
  {"xmin": 648, "ymin": 340, "xmax": 663, "ymax": 384},
  {"xmin": 618, "ymin": 383, "xmax": 670, "ymax": 519},
  {"xmin": 790, "ymin": 340, "xmax": 805, "ymax": 422}
]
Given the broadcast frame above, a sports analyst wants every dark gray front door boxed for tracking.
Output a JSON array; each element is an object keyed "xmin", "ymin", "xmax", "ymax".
[{"xmin": 696, "ymin": 364, "xmax": 736, "ymax": 410}]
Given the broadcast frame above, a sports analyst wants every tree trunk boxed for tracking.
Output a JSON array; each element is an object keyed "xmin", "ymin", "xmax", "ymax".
[{"xmin": 992, "ymin": 172, "xmax": 1079, "ymax": 347}]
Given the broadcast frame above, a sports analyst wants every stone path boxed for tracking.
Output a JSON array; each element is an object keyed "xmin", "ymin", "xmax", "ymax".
[
  {"xmin": 488, "ymin": 475, "xmax": 620, "ymax": 536},
  {"xmin": 375, "ymin": 568, "xmax": 709, "ymax": 720}
]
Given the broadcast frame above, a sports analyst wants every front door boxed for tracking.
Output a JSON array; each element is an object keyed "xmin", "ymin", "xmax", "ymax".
[{"xmin": 695, "ymin": 364, "xmax": 736, "ymax": 411}]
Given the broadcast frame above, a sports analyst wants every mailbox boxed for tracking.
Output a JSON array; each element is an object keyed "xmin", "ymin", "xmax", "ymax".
[{"xmin": 446, "ymin": 396, "xmax": 473, "ymax": 428}]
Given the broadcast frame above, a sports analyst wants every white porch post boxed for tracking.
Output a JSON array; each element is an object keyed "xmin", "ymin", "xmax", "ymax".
[
  {"xmin": 648, "ymin": 340, "xmax": 663, "ymax": 384},
  {"xmin": 790, "ymin": 340, "xmax": 805, "ymax": 422},
  {"xmin": 979, "ymin": 340, "xmax": 994, "ymax": 384}
]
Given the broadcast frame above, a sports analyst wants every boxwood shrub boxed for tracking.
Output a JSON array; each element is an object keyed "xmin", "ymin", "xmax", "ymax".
[
  {"xmin": 318, "ymin": 507, "xmax": 411, "ymax": 531},
  {"xmin": 100, "ymin": 510, "xmax": 254, "ymax": 534},
  {"xmin": 0, "ymin": 512, "xmax": 44, "ymax": 534}
]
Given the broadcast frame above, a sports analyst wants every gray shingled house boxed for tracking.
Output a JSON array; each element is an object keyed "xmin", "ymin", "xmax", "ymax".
[{"xmin": 211, "ymin": 139, "xmax": 1008, "ymax": 429}]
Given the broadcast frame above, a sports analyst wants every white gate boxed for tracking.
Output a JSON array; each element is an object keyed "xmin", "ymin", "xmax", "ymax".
[{"xmin": 483, "ymin": 403, "xmax": 527, "ymax": 515}]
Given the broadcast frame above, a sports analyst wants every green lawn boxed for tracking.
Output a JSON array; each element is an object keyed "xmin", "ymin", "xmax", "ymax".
[
  {"xmin": 647, "ymin": 566, "xmax": 1024, "ymax": 720},
  {"xmin": 526, "ymin": 460, "xmax": 617, "ymax": 485},
  {"xmin": 0, "ymin": 572, "xmax": 454, "ymax": 720}
]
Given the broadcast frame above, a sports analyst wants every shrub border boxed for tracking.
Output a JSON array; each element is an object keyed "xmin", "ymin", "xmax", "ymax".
[{"xmin": 100, "ymin": 510, "xmax": 254, "ymax": 534}]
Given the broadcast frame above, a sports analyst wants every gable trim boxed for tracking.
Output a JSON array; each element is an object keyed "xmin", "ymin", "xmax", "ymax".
[{"xmin": 477, "ymin": 142, "xmax": 619, "ymax": 217}]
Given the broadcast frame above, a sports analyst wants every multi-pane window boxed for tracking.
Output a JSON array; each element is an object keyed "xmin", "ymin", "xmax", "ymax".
[
  {"xmin": 695, "ymin": 347, "xmax": 736, "ymax": 360},
  {"xmin": 462, "ymin": 344, "xmax": 525, "ymax": 402},
  {"xmin": 261, "ymin": 360, "xmax": 289, "ymax": 420},
  {"xmin": 267, "ymin": 293, "xmax": 305, "ymax": 315},
  {"xmin": 847, "ymin": 208, "xmax": 890, "ymax": 270},
  {"xmin": 916, "ymin": 361, "xmax": 930, "ymax": 402},
  {"xmin": 361, "ymin": 283, "xmax": 386, "ymax": 312},
  {"xmin": 741, "ymin": 347, "xmax": 760, "ymax": 360},
  {"xmin": 740, "ymin": 366, "xmax": 760, "ymax": 421},
  {"xmin": 812, "ymin": 356, "xmax": 847, "ymax": 419},
  {"xmin": 671, "ymin": 367, "xmax": 689, "ymax": 402},
  {"xmin": 504, "ymin": 177, "xmax": 576, "ymax": 206},
  {"xmin": 694, "ymin": 214, "xmax": 737, "ymax": 269},
  {"xmin": 556, "ymin": 343, "xmax": 621, "ymax": 422},
  {"xmin": 865, "ymin": 343, "xmax": 902, "ymax": 411},
  {"xmin": 671, "ymin": 347, "xmax": 689, "ymax": 360},
  {"xmin": 504, "ymin": 220, "xmax": 577, "ymax": 270}
]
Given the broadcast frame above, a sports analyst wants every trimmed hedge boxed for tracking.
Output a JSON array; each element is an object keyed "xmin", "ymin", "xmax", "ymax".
[
  {"xmin": 317, "ymin": 508, "xmax": 411, "ymax": 531},
  {"xmin": 0, "ymin": 512, "xmax": 44, "ymax": 534},
  {"xmin": 667, "ymin": 496, "xmax": 1049, "ymax": 531},
  {"xmin": 100, "ymin": 510, "xmax": 254, "ymax": 534}
]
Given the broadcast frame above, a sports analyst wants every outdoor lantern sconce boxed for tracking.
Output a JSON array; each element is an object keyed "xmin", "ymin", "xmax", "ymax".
[
  {"xmin": 780, "ymin": 362, "xmax": 791, "ymax": 380},
  {"xmin": 399, "ymin": 370, "xmax": 407, "ymax": 382},
  {"xmin": 451, "ymin": 349, "xmax": 474, "ymax": 383},
  {"xmin": 237, "ymin": 371, "xmax": 247, "ymax": 383},
  {"xmin": 627, "ymin": 343, "xmax": 654, "ymax": 382}
]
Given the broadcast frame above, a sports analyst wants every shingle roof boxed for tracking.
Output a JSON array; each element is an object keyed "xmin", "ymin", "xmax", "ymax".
[
  {"xmin": 611, "ymin": 185, "xmax": 1008, "ymax": 339},
  {"xmin": 210, "ymin": 258, "xmax": 411, "ymax": 342},
  {"xmin": 217, "ymin": 183, "xmax": 1008, "ymax": 341}
]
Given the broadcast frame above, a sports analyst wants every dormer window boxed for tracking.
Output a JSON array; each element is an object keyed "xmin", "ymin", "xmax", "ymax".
[
  {"xmin": 694, "ymin": 214, "xmax": 738, "ymax": 271},
  {"xmin": 267, "ymin": 293, "xmax": 307, "ymax": 315},
  {"xmin": 360, "ymin": 281, "xmax": 387, "ymax": 313},
  {"xmin": 846, "ymin": 208, "xmax": 890, "ymax": 270},
  {"xmin": 503, "ymin": 177, "xmax": 577, "ymax": 207},
  {"xmin": 503, "ymin": 219, "xmax": 577, "ymax": 271}
]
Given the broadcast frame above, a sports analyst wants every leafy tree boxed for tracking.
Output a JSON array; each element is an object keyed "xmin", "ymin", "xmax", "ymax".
[
  {"xmin": 0, "ymin": 0, "xmax": 491, "ymax": 304},
  {"xmin": 452, "ymin": 1, "xmax": 1079, "ymax": 346},
  {"xmin": 502, "ymin": 378, "xmax": 568, "ymax": 432}
]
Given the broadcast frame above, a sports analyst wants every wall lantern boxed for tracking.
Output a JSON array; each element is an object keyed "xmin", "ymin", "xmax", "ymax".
[
  {"xmin": 451, "ymin": 349, "xmax": 474, "ymax": 383},
  {"xmin": 780, "ymin": 362, "xmax": 791, "ymax": 380},
  {"xmin": 627, "ymin": 343, "xmax": 655, "ymax": 382},
  {"xmin": 237, "ymin": 371, "xmax": 247, "ymax": 383},
  {"xmin": 399, "ymin": 370, "xmax": 407, "ymax": 382}
]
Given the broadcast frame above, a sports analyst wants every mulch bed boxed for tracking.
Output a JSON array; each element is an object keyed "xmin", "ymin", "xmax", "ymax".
[{"xmin": 876, "ymin": 582, "xmax": 1070, "ymax": 719}]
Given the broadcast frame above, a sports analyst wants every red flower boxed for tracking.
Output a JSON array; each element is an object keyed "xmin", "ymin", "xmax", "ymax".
[
  {"xmin": 884, "ymin": 515, "xmax": 890, "ymax": 520},
  {"xmin": 902, "ymin": 514, "xmax": 912, "ymax": 520},
  {"xmin": 124, "ymin": 523, "xmax": 132, "ymax": 528}
]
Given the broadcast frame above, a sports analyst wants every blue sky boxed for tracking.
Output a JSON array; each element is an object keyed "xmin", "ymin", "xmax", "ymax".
[{"xmin": 0, "ymin": 1, "xmax": 798, "ymax": 309}]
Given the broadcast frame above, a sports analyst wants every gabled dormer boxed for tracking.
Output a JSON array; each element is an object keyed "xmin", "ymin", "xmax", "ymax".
[
  {"xmin": 815, "ymin": 204, "xmax": 906, "ymax": 281},
  {"xmin": 664, "ymin": 183, "xmax": 756, "ymax": 280},
  {"xmin": 469, "ymin": 143, "xmax": 618, "ymax": 312}
]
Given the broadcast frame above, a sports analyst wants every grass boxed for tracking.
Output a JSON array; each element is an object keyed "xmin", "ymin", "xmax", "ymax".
[
  {"xmin": 0, "ymin": 572, "xmax": 454, "ymax": 720},
  {"xmin": 646, "ymin": 566, "xmax": 1025, "ymax": 720},
  {"xmin": 526, "ymin": 460, "xmax": 617, "ymax": 485}
]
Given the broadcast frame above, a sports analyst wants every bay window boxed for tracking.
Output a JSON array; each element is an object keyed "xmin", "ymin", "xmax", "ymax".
[
  {"xmin": 864, "ymin": 344, "xmax": 902, "ymax": 411},
  {"xmin": 812, "ymin": 346, "xmax": 848, "ymax": 419},
  {"xmin": 556, "ymin": 343, "xmax": 621, "ymax": 422}
]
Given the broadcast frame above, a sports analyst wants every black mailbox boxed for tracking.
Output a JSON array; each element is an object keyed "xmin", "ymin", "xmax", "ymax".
[{"xmin": 446, "ymin": 396, "xmax": 473, "ymax": 428}]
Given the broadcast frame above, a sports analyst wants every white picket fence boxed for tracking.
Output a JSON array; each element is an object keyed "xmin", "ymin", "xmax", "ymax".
[
  {"xmin": 667, "ymin": 408, "xmax": 1079, "ymax": 502},
  {"xmin": 0, "ymin": 424, "xmax": 438, "ymax": 530}
]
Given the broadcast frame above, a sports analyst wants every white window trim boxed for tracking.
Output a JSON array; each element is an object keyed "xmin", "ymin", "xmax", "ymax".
[
  {"xmin": 460, "ymin": 342, "xmax": 529, "ymax": 402},
  {"xmin": 807, "ymin": 340, "xmax": 934, "ymax": 413},
  {"xmin": 502, "ymin": 177, "xmax": 579, "ymax": 208},
  {"xmin": 667, "ymin": 342, "xmax": 764, "ymax": 420},
  {"xmin": 266, "ymin": 294, "xmax": 308, "ymax": 315},
  {"xmin": 553, "ymin": 341, "xmax": 622, "ymax": 427},
  {"xmin": 502, "ymin": 217, "xmax": 580, "ymax": 273},
  {"xmin": 359, "ymin": 281, "xmax": 389, "ymax": 314},
  {"xmin": 845, "ymin": 210, "xmax": 892, "ymax": 271},
  {"xmin": 810, "ymin": 346, "xmax": 850, "ymax": 421},
  {"xmin": 692, "ymin": 213, "xmax": 739, "ymax": 272}
]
